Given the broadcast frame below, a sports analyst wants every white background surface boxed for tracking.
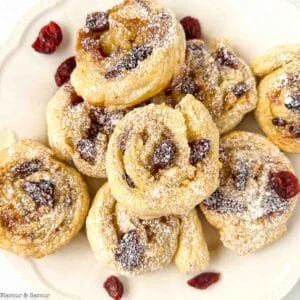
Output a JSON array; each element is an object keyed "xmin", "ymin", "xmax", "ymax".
[{"xmin": 0, "ymin": 0, "xmax": 299, "ymax": 299}]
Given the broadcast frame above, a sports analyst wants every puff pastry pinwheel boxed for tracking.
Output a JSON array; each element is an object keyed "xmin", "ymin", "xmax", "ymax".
[
  {"xmin": 201, "ymin": 131, "xmax": 299, "ymax": 255},
  {"xmin": 152, "ymin": 39, "xmax": 257, "ymax": 134},
  {"xmin": 47, "ymin": 83, "xmax": 129, "ymax": 178},
  {"xmin": 71, "ymin": 0, "xmax": 185, "ymax": 109},
  {"xmin": 86, "ymin": 183, "xmax": 209, "ymax": 275},
  {"xmin": 252, "ymin": 44, "xmax": 300, "ymax": 152},
  {"xmin": 0, "ymin": 140, "xmax": 90, "ymax": 258},
  {"xmin": 106, "ymin": 94, "xmax": 219, "ymax": 218}
]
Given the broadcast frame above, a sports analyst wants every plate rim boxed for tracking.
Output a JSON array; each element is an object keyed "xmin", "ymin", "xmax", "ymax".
[{"xmin": 0, "ymin": 0, "xmax": 299, "ymax": 299}]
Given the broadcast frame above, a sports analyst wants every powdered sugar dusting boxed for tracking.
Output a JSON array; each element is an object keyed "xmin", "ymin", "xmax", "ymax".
[
  {"xmin": 267, "ymin": 66, "xmax": 300, "ymax": 139},
  {"xmin": 77, "ymin": 0, "xmax": 180, "ymax": 79},
  {"xmin": 157, "ymin": 39, "xmax": 257, "ymax": 134},
  {"xmin": 95, "ymin": 189, "xmax": 181, "ymax": 275},
  {"xmin": 203, "ymin": 133, "xmax": 296, "ymax": 220},
  {"xmin": 201, "ymin": 132, "xmax": 298, "ymax": 255},
  {"xmin": 115, "ymin": 230, "xmax": 145, "ymax": 271},
  {"xmin": 204, "ymin": 191, "xmax": 246, "ymax": 214},
  {"xmin": 0, "ymin": 141, "xmax": 88, "ymax": 256},
  {"xmin": 50, "ymin": 83, "xmax": 132, "ymax": 177},
  {"xmin": 107, "ymin": 96, "xmax": 219, "ymax": 217}
]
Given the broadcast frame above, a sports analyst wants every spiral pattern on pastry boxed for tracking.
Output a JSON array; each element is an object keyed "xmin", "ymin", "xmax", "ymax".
[
  {"xmin": 252, "ymin": 45, "xmax": 300, "ymax": 153},
  {"xmin": 71, "ymin": 0, "xmax": 185, "ymax": 108},
  {"xmin": 106, "ymin": 94, "xmax": 219, "ymax": 218},
  {"xmin": 152, "ymin": 39, "xmax": 257, "ymax": 134},
  {"xmin": 0, "ymin": 140, "xmax": 90, "ymax": 258},
  {"xmin": 86, "ymin": 183, "xmax": 209, "ymax": 275},
  {"xmin": 47, "ymin": 83, "xmax": 129, "ymax": 178},
  {"xmin": 200, "ymin": 131, "xmax": 299, "ymax": 255}
]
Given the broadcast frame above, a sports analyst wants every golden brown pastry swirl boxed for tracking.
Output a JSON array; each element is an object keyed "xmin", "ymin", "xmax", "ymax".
[
  {"xmin": 0, "ymin": 140, "xmax": 90, "ymax": 258},
  {"xmin": 106, "ymin": 94, "xmax": 219, "ymax": 218}
]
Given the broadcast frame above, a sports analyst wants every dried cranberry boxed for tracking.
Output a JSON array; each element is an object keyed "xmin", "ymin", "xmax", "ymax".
[
  {"xmin": 216, "ymin": 47, "xmax": 239, "ymax": 69},
  {"xmin": 180, "ymin": 16, "xmax": 202, "ymax": 40},
  {"xmin": 115, "ymin": 230, "xmax": 144, "ymax": 271},
  {"xmin": 289, "ymin": 125, "xmax": 300, "ymax": 138},
  {"xmin": 23, "ymin": 180, "xmax": 55, "ymax": 208},
  {"xmin": 121, "ymin": 56, "xmax": 139, "ymax": 71},
  {"xmin": 187, "ymin": 272, "xmax": 220, "ymax": 289},
  {"xmin": 272, "ymin": 117, "xmax": 287, "ymax": 127},
  {"xmin": 88, "ymin": 108, "xmax": 127, "ymax": 137},
  {"xmin": 32, "ymin": 21, "xmax": 63, "ymax": 54},
  {"xmin": 87, "ymin": 110, "xmax": 101, "ymax": 138},
  {"xmin": 114, "ymin": 44, "xmax": 153, "ymax": 74},
  {"xmin": 103, "ymin": 276, "xmax": 124, "ymax": 300},
  {"xmin": 85, "ymin": 12, "xmax": 109, "ymax": 32},
  {"xmin": 12, "ymin": 160, "xmax": 42, "ymax": 177},
  {"xmin": 87, "ymin": 122, "xmax": 99, "ymax": 140},
  {"xmin": 70, "ymin": 93, "xmax": 84, "ymax": 106},
  {"xmin": 151, "ymin": 139, "xmax": 177, "ymax": 173},
  {"xmin": 132, "ymin": 45, "xmax": 153, "ymax": 61},
  {"xmin": 180, "ymin": 75, "xmax": 199, "ymax": 94},
  {"xmin": 76, "ymin": 139, "xmax": 97, "ymax": 163},
  {"xmin": 123, "ymin": 173, "xmax": 135, "ymax": 188},
  {"xmin": 189, "ymin": 139, "xmax": 210, "ymax": 165},
  {"xmin": 271, "ymin": 171, "xmax": 299, "ymax": 199},
  {"xmin": 55, "ymin": 56, "xmax": 76, "ymax": 87},
  {"xmin": 232, "ymin": 82, "xmax": 250, "ymax": 97},
  {"xmin": 204, "ymin": 191, "xmax": 247, "ymax": 213}
]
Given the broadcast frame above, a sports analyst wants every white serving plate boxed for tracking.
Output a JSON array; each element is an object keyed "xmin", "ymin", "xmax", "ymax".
[{"xmin": 0, "ymin": 0, "xmax": 299, "ymax": 299}]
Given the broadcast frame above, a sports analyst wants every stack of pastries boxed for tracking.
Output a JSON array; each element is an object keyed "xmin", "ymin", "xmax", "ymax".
[{"xmin": 0, "ymin": 0, "xmax": 299, "ymax": 279}]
